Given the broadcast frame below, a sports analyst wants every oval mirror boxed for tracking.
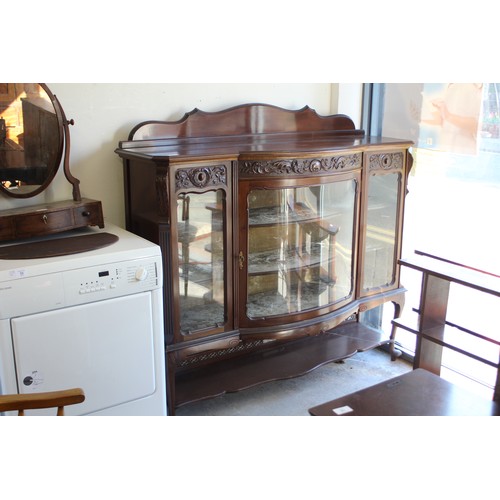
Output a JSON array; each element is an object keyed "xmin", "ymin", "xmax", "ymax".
[{"xmin": 0, "ymin": 83, "xmax": 64, "ymax": 198}]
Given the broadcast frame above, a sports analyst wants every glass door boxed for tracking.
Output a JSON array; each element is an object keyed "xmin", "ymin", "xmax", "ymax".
[
  {"xmin": 361, "ymin": 169, "xmax": 401, "ymax": 293},
  {"xmin": 175, "ymin": 188, "xmax": 227, "ymax": 336},
  {"xmin": 240, "ymin": 177, "xmax": 358, "ymax": 324}
]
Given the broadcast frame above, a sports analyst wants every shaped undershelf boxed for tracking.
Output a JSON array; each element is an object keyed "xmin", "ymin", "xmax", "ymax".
[{"xmin": 174, "ymin": 321, "xmax": 389, "ymax": 408}]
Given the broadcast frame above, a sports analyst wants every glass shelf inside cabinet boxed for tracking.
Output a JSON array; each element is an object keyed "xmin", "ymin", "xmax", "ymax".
[
  {"xmin": 246, "ymin": 181, "xmax": 356, "ymax": 319},
  {"xmin": 177, "ymin": 191, "xmax": 225, "ymax": 334}
]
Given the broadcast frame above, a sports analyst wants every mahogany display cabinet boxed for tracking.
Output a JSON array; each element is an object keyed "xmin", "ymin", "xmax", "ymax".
[{"xmin": 115, "ymin": 104, "xmax": 413, "ymax": 414}]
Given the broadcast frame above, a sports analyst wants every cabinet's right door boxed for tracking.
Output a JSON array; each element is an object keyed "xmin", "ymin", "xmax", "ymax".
[{"xmin": 358, "ymin": 150, "xmax": 407, "ymax": 297}]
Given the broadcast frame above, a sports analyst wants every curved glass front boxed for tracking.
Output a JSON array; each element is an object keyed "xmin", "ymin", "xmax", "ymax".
[{"xmin": 246, "ymin": 180, "xmax": 357, "ymax": 319}]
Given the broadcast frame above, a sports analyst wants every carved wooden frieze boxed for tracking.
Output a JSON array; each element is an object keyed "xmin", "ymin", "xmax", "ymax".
[
  {"xmin": 239, "ymin": 153, "xmax": 362, "ymax": 178},
  {"xmin": 175, "ymin": 165, "xmax": 227, "ymax": 192},
  {"xmin": 368, "ymin": 152, "xmax": 404, "ymax": 172}
]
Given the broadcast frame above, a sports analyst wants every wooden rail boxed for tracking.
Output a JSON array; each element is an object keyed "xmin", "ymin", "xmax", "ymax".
[{"xmin": 393, "ymin": 251, "xmax": 500, "ymax": 401}]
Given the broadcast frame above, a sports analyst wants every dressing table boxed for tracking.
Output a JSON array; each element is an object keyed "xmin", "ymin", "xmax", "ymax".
[{"xmin": 0, "ymin": 83, "xmax": 104, "ymax": 251}]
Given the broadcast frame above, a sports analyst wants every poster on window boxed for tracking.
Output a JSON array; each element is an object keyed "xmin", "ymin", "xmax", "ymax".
[
  {"xmin": 418, "ymin": 83, "xmax": 483, "ymax": 155},
  {"xmin": 383, "ymin": 83, "xmax": 483, "ymax": 155}
]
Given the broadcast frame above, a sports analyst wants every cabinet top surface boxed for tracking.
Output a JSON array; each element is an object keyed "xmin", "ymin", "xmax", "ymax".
[{"xmin": 115, "ymin": 104, "xmax": 412, "ymax": 161}]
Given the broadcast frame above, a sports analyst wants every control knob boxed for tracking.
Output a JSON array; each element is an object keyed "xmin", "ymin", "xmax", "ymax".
[{"xmin": 135, "ymin": 267, "xmax": 148, "ymax": 281}]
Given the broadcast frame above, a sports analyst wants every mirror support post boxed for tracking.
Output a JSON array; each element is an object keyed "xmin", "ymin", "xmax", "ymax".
[{"xmin": 54, "ymin": 94, "xmax": 81, "ymax": 202}]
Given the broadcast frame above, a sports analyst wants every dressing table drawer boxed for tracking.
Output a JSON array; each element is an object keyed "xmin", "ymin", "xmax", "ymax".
[
  {"xmin": 15, "ymin": 209, "xmax": 73, "ymax": 237},
  {"xmin": 73, "ymin": 201, "xmax": 104, "ymax": 226},
  {"xmin": 0, "ymin": 199, "xmax": 104, "ymax": 242},
  {"xmin": 0, "ymin": 218, "xmax": 15, "ymax": 240}
]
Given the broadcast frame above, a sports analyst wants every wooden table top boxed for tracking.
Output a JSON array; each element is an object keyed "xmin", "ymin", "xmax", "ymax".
[{"xmin": 309, "ymin": 369, "xmax": 500, "ymax": 416}]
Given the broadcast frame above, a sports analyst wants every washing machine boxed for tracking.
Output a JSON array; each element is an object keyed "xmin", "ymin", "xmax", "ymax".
[{"xmin": 0, "ymin": 223, "xmax": 167, "ymax": 416}]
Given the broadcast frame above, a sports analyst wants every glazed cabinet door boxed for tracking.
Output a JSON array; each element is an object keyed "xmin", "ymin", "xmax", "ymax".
[
  {"xmin": 238, "ymin": 173, "xmax": 360, "ymax": 328},
  {"xmin": 170, "ymin": 162, "xmax": 233, "ymax": 341},
  {"xmin": 358, "ymin": 151, "xmax": 407, "ymax": 297}
]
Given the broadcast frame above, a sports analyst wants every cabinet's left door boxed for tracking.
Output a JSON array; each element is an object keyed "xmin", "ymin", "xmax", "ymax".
[{"xmin": 170, "ymin": 162, "xmax": 233, "ymax": 342}]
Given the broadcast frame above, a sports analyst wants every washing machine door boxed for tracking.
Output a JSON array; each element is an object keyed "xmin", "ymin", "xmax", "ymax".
[{"xmin": 11, "ymin": 292, "xmax": 156, "ymax": 415}]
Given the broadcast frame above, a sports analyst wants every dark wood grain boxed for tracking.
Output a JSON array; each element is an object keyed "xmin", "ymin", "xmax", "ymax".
[
  {"xmin": 309, "ymin": 368, "xmax": 500, "ymax": 416},
  {"xmin": 128, "ymin": 104, "xmax": 359, "ymax": 141},
  {"xmin": 117, "ymin": 104, "xmax": 410, "ymax": 162},
  {"xmin": 175, "ymin": 322, "xmax": 389, "ymax": 408},
  {"xmin": 0, "ymin": 232, "xmax": 118, "ymax": 259},
  {"xmin": 0, "ymin": 198, "xmax": 104, "ymax": 242}
]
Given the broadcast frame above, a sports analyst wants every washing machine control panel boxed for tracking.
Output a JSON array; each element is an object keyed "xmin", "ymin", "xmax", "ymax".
[
  {"xmin": 0, "ymin": 256, "xmax": 162, "ymax": 318},
  {"xmin": 68, "ymin": 257, "xmax": 160, "ymax": 304}
]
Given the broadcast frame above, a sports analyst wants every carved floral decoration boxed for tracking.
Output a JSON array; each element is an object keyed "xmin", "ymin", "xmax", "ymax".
[
  {"xmin": 369, "ymin": 152, "xmax": 404, "ymax": 171},
  {"xmin": 239, "ymin": 154, "xmax": 362, "ymax": 177},
  {"xmin": 175, "ymin": 165, "xmax": 227, "ymax": 191}
]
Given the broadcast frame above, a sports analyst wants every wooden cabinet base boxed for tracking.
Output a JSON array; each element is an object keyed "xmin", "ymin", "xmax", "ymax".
[{"xmin": 171, "ymin": 321, "xmax": 390, "ymax": 410}]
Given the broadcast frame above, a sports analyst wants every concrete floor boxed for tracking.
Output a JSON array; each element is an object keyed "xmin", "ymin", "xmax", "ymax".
[{"xmin": 175, "ymin": 348, "xmax": 412, "ymax": 416}]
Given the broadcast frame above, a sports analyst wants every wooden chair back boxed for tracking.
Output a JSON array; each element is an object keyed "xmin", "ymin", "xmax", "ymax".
[{"xmin": 0, "ymin": 388, "xmax": 85, "ymax": 416}]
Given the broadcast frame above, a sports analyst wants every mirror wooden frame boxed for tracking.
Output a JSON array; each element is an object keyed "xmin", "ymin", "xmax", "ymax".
[{"xmin": 0, "ymin": 83, "xmax": 81, "ymax": 201}]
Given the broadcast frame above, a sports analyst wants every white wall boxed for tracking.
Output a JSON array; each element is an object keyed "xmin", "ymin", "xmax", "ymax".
[
  {"xmin": 1, "ymin": 83, "xmax": 362, "ymax": 227},
  {"xmin": 337, "ymin": 83, "xmax": 363, "ymax": 128}
]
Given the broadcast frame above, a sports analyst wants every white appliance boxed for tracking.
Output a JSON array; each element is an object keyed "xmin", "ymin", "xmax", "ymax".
[{"xmin": 0, "ymin": 223, "xmax": 166, "ymax": 416}]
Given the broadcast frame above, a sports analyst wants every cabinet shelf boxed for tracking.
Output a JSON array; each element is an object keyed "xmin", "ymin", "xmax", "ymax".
[
  {"xmin": 179, "ymin": 299, "xmax": 225, "ymax": 334},
  {"xmin": 249, "ymin": 203, "xmax": 340, "ymax": 232},
  {"xmin": 175, "ymin": 321, "xmax": 389, "ymax": 407},
  {"xmin": 247, "ymin": 244, "xmax": 331, "ymax": 276},
  {"xmin": 247, "ymin": 280, "xmax": 346, "ymax": 319}
]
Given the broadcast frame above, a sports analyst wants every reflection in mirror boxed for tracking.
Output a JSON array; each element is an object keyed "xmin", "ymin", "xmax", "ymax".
[{"xmin": 0, "ymin": 83, "xmax": 62, "ymax": 197}]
